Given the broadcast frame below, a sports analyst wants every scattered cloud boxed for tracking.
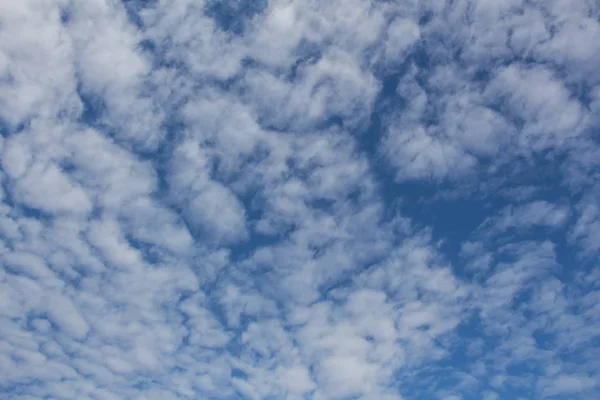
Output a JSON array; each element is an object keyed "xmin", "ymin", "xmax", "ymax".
[{"xmin": 1, "ymin": 0, "xmax": 600, "ymax": 399}]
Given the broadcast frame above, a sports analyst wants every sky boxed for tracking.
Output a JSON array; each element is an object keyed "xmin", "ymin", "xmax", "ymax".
[{"xmin": 0, "ymin": 0, "xmax": 600, "ymax": 399}]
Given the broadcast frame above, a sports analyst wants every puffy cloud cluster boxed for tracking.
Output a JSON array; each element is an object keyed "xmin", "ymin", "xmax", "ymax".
[{"xmin": 1, "ymin": 0, "xmax": 600, "ymax": 399}]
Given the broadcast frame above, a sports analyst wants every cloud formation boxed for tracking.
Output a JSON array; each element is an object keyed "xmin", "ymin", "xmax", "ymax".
[{"xmin": 1, "ymin": 0, "xmax": 600, "ymax": 399}]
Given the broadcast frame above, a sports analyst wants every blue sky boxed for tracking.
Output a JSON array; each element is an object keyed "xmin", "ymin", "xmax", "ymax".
[{"xmin": 1, "ymin": 0, "xmax": 600, "ymax": 399}]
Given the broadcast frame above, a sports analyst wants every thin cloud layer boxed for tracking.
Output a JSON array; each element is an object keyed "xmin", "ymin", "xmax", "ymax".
[{"xmin": 1, "ymin": 0, "xmax": 600, "ymax": 399}]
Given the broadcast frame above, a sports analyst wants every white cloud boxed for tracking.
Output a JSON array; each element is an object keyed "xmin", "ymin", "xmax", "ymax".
[
  {"xmin": 484, "ymin": 64, "xmax": 587, "ymax": 151},
  {"xmin": 384, "ymin": 124, "xmax": 478, "ymax": 181},
  {"xmin": 383, "ymin": 18, "xmax": 420, "ymax": 66},
  {"xmin": 12, "ymin": 160, "xmax": 93, "ymax": 215},
  {"xmin": 570, "ymin": 189, "xmax": 600, "ymax": 254},
  {"xmin": 169, "ymin": 140, "xmax": 248, "ymax": 244},
  {"xmin": 482, "ymin": 391, "xmax": 499, "ymax": 400},
  {"xmin": 0, "ymin": 0, "xmax": 81, "ymax": 127},
  {"xmin": 2, "ymin": 0, "xmax": 600, "ymax": 399},
  {"xmin": 478, "ymin": 200, "xmax": 570, "ymax": 237},
  {"xmin": 541, "ymin": 374, "xmax": 597, "ymax": 396},
  {"xmin": 67, "ymin": 0, "xmax": 164, "ymax": 150}
]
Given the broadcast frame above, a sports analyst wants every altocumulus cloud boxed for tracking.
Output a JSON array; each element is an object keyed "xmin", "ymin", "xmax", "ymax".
[{"xmin": 1, "ymin": 0, "xmax": 600, "ymax": 399}]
